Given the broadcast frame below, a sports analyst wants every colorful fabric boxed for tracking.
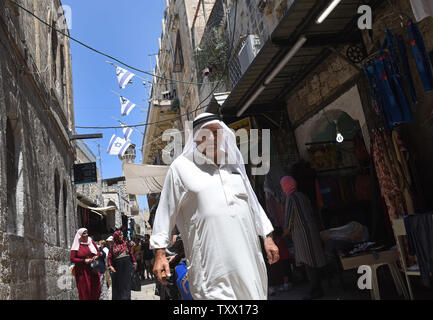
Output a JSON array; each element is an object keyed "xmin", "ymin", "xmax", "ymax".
[
  {"xmin": 397, "ymin": 34, "xmax": 418, "ymax": 104},
  {"xmin": 363, "ymin": 29, "xmax": 416, "ymax": 129},
  {"xmin": 108, "ymin": 230, "xmax": 136, "ymax": 266},
  {"xmin": 372, "ymin": 131, "xmax": 417, "ymax": 267},
  {"xmin": 408, "ymin": 20, "xmax": 433, "ymax": 92},
  {"xmin": 372, "ymin": 131, "xmax": 407, "ymax": 219},
  {"xmin": 175, "ymin": 261, "xmax": 194, "ymax": 300}
]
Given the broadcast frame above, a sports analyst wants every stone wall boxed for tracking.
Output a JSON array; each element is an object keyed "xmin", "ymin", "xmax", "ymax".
[{"xmin": 0, "ymin": 0, "xmax": 78, "ymax": 299}]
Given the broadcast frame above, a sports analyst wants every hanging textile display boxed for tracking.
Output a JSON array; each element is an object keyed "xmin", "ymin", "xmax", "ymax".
[
  {"xmin": 372, "ymin": 130, "xmax": 411, "ymax": 219},
  {"xmin": 396, "ymin": 34, "xmax": 418, "ymax": 104},
  {"xmin": 363, "ymin": 29, "xmax": 414, "ymax": 130},
  {"xmin": 363, "ymin": 20, "xmax": 433, "ymax": 130},
  {"xmin": 408, "ymin": 20, "xmax": 433, "ymax": 92},
  {"xmin": 372, "ymin": 130, "xmax": 417, "ymax": 266}
]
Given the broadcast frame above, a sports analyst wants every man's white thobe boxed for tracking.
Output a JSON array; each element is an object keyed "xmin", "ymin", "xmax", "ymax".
[{"xmin": 150, "ymin": 153, "xmax": 274, "ymax": 300}]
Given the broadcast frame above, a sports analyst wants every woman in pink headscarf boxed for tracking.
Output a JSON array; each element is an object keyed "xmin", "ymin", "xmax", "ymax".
[
  {"xmin": 70, "ymin": 228, "xmax": 101, "ymax": 300},
  {"xmin": 280, "ymin": 176, "xmax": 327, "ymax": 300}
]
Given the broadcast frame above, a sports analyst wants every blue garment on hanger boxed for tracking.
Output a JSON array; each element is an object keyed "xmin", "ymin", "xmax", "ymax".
[
  {"xmin": 363, "ymin": 29, "xmax": 414, "ymax": 129},
  {"xmin": 381, "ymin": 29, "xmax": 414, "ymax": 125},
  {"xmin": 364, "ymin": 63, "xmax": 393, "ymax": 130},
  {"xmin": 397, "ymin": 34, "xmax": 418, "ymax": 104},
  {"xmin": 408, "ymin": 20, "xmax": 433, "ymax": 92},
  {"xmin": 375, "ymin": 58, "xmax": 412, "ymax": 127}
]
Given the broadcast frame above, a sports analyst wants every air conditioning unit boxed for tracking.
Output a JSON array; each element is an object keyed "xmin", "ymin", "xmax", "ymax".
[{"xmin": 238, "ymin": 34, "xmax": 261, "ymax": 76}]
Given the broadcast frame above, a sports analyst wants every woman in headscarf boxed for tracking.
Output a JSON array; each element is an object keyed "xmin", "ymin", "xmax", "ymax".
[
  {"xmin": 70, "ymin": 228, "xmax": 101, "ymax": 300},
  {"xmin": 280, "ymin": 176, "xmax": 327, "ymax": 300},
  {"xmin": 108, "ymin": 230, "xmax": 137, "ymax": 300}
]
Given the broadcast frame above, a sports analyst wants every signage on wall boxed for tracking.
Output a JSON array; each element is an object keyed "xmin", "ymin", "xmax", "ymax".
[{"xmin": 74, "ymin": 162, "xmax": 97, "ymax": 185}]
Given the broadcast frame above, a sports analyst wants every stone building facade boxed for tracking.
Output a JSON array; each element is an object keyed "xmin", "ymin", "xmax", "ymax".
[
  {"xmin": 142, "ymin": 0, "xmax": 213, "ymax": 165},
  {"xmin": 0, "ymin": 0, "xmax": 77, "ymax": 299},
  {"xmin": 196, "ymin": 0, "xmax": 296, "ymax": 112},
  {"xmin": 75, "ymin": 140, "xmax": 103, "ymax": 208},
  {"xmin": 142, "ymin": 0, "xmax": 294, "ymax": 165},
  {"xmin": 100, "ymin": 145, "xmax": 142, "ymax": 239}
]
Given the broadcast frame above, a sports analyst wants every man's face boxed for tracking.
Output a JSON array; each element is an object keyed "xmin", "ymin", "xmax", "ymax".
[{"xmin": 195, "ymin": 123, "xmax": 223, "ymax": 163}]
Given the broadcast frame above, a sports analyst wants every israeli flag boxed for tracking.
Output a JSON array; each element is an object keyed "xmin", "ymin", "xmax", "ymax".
[
  {"xmin": 120, "ymin": 96, "xmax": 136, "ymax": 116},
  {"xmin": 116, "ymin": 66, "xmax": 135, "ymax": 89},
  {"xmin": 122, "ymin": 124, "xmax": 133, "ymax": 141},
  {"xmin": 107, "ymin": 134, "xmax": 131, "ymax": 156}
]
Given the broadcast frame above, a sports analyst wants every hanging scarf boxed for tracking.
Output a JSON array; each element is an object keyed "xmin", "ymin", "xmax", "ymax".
[{"xmin": 111, "ymin": 230, "xmax": 129, "ymax": 259}]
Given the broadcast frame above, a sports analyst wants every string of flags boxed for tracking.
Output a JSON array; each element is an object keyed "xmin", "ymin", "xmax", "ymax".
[
  {"xmin": 107, "ymin": 134, "xmax": 132, "ymax": 156},
  {"xmin": 122, "ymin": 123, "xmax": 133, "ymax": 141},
  {"xmin": 119, "ymin": 95, "xmax": 136, "ymax": 116},
  {"xmin": 106, "ymin": 62, "xmax": 148, "ymax": 156},
  {"xmin": 116, "ymin": 65, "xmax": 135, "ymax": 89}
]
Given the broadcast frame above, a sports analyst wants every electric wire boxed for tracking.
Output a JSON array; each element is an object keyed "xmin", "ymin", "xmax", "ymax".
[
  {"xmin": 10, "ymin": 0, "xmax": 238, "ymax": 130},
  {"xmin": 76, "ymin": 1, "xmax": 239, "ymax": 130},
  {"xmin": 10, "ymin": 0, "xmax": 218, "ymax": 86}
]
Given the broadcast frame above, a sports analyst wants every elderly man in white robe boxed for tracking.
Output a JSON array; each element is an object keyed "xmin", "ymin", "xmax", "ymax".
[{"xmin": 150, "ymin": 113, "xmax": 279, "ymax": 300}]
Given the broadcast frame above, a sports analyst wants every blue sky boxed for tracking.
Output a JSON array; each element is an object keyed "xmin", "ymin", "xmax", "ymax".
[{"xmin": 62, "ymin": 0, "xmax": 166, "ymax": 210}]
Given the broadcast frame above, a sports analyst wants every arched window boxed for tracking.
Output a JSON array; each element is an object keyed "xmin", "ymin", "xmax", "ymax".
[
  {"xmin": 6, "ymin": 117, "xmax": 24, "ymax": 236},
  {"xmin": 51, "ymin": 20, "xmax": 58, "ymax": 85},
  {"xmin": 173, "ymin": 31, "xmax": 184, "ymax": 73},
  {"xmin": 54, "ymin": 171, "xmax": 61, "ymax": 246},
  {"xmin": 62, "ymin": 181, "xmax": 68, "ymax": 248}
]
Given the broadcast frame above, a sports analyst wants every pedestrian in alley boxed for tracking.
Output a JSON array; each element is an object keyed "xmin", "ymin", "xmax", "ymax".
[
  {"xmin": 98, "ymin": 240, "xmax": 110, "ymax": 300},
  {"xmin": 70, "ymin": 228, "xmax": 101, "ymax": 300},
  {"xmin": 105, "ymin": 235, "xmax": 114, "ymax": 288},
  {"xmin": 134, "ymin": 240, "xmax": 144, "ymax": 281},
  {"xmin": 280, "ymin": 176, "xmax": 327, "ymax": 300},
  {"xmin": 142, "ymin": 234, "xmax": 155, "ymax": 280},
  {"xmin": 151, "ymin": 112, "xmax": 279, "ymax": 300},
  {"xmin": 108, "ymin": 230, "xmax": 137, "ymax": 300}
]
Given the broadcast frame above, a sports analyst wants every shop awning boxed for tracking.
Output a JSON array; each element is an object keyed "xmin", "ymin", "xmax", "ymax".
[
  {"xmin": 76, "ymin": 199, "xmax": 117, "ymax": 215},
  {"xmin": 220, "ymin": 0, "xmax": 383, "ymax": 125},
  {"xmin": 123, "ymin": 163, "xmax": 169, "ymax": 195}
]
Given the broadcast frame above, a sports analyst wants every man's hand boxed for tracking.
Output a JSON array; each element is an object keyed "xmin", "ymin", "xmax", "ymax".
[
  {"xmin": 109, "ymin": 266, "xmax": 116, "ymax": 273},
  {"xmin": 153, "ymin": 249, "xmax": 171, "ymax": 285},
  {"xmin": 264, "ymin": 236, "xmax": 279, "ymax": 265},
  {"xmin": 167, "ymin": 255, "xmax": 177, "ymax": 264}
]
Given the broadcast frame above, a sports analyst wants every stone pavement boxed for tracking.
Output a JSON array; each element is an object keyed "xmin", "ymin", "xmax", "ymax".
[{"xmin": 107, "ymin": 279, "xmax": 160, "ymax": 300}]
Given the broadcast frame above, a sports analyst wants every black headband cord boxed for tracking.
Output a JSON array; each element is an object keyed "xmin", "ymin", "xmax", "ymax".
[{"xmin": 193, "ymin": 115, "xmax": 222, "ymax": 129}]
